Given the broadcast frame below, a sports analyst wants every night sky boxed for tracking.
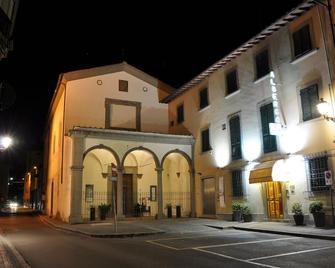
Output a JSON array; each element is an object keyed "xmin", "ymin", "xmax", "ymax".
[{"xmin": 0, "ymin": 0, "xmax": 304, "ymax": 178}]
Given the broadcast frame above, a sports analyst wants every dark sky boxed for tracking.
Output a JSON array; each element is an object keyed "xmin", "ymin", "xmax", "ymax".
[{"xmin": 0, "ymin": 0, "xmax": 304, "ymax": 177}]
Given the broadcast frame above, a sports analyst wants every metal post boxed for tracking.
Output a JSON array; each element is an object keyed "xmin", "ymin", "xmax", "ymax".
[
  {"xmin": 330, "ymin": 187, "xmax": 334, "ymax": 226},
  {"xmin": 112, "ymin": 180, "xmax": 117, "ymax": 232}
]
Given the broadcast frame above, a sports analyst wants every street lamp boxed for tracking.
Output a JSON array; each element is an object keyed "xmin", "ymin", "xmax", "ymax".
[{"xmin": 0, "ymin": 136, "xmax": 12, "ymax": 151}]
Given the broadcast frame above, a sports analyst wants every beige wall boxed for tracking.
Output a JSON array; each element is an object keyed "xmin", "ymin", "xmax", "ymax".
[{"xmin": 65, "ymin": 71, "xmax": 169, "ymax": 134}]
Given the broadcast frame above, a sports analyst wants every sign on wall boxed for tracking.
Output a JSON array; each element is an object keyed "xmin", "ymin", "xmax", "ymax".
[
  {"xmin": 219, "ymin": 176, "xmax": 225, "ymax": 208},
  {"xmin": 325, "ymin": 170, "xmax": 332, "ymax": 186}
]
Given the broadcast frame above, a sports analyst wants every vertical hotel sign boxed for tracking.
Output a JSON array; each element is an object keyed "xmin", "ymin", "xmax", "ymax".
[{"xmin": 269, "ymin": 71, "xmax": 285, "ymax": 135}]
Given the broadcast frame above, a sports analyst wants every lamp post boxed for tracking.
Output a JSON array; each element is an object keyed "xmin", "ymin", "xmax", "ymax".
[
  {"xmin": 0, "ymin": 136, "xmax": 12, "ymax": 151},
  {"xmin": 317, "ymin": 98, "xmax": 335, "ymax": 226}
]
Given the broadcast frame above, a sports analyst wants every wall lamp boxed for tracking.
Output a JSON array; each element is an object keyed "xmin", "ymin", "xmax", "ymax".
[{"xmin": 317, "ymin": 98, "xmax": 335, "ymax": 122}]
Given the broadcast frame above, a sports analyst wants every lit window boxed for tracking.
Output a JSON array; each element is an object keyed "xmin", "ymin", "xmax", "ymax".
[{"xmin": 85, "ymin": 184, "xmax": 94, "ymax": 202}]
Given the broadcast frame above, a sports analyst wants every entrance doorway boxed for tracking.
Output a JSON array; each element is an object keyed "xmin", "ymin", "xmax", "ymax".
[
  {"xmin": 202, "ymin": 178, "xmax": 215, "ymax": 216},
  {"xmin": 123, "ymin": 174, "xmax": 133, "ymax": 216},
  {"xmin": 265, "ymin": 181, "xmax": 283, "ymax": 219}
]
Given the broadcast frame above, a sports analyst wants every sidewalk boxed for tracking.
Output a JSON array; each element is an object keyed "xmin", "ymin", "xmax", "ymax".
[
  {"xmin": 40, "ymin": 215, "xmax": 335, "ymax": 241},
  {"xmin": 206, "ymin": 220, "xmax": 335, "ymax": 241}
]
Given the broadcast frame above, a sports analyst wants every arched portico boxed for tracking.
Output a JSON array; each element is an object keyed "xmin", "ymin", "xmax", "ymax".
[
  {"xmin": 122, "ymin": 146, "xmax": 163, "ymax": 217},
  {"xmin": 161, "ymin": 149, "xmax": 193, "ymax": 217},
  {"xmin": 81, "ymin": 146, "xmax": 120, "ymax": 220}
]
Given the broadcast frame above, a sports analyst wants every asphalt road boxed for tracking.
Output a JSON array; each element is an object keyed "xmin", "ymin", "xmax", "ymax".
[{"xmin": 1, "ymin": 215, "xmax": 335, "ymax": 268}]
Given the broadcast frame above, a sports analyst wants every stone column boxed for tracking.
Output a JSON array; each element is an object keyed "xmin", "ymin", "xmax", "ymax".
[
  {"xmin": 156, "ymin": 167, "xmax": 164, "ymax": 219},
  {"xmin": 69, "ymin": 134, "xmax": 85, "ymax": 224},
  {"xmin": 189, "ymin": 169, "xmax": 196, "ymax": 218},
  {"xmin": 117, "ymin": 167, "xmax": 124, "ymax": 218}
]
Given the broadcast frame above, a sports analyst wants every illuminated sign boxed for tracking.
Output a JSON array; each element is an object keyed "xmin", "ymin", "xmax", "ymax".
[{"xmin": 269, "ymin": 71, "xmax": 284, "ymax": 135}]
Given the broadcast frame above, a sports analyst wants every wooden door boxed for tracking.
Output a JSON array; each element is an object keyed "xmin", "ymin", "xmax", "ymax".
[
  {"xmin": 123, "ymin": 174, "xmax": 133, "ymax": 216},
  {"xmin": 266, "ymin": 181, "xmax": 283, "ymax": 219},
  {"xmin": 202, "ymin": 178, "xmax": 216, "ymax": 215}
]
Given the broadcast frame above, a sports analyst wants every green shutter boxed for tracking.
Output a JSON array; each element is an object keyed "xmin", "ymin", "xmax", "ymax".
[{"xmin": 260, "ymin": 103, "xmax": 277, "ymax": 153}]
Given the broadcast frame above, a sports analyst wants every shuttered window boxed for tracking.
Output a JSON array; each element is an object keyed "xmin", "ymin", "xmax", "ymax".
[
  {"xmin": 255, "ymin": 49, "xmax": 270, "ymax": 79},
  {"xmin": 201, "ymin": 128, "xmax": 211, "ymax": 152},
  {"xmin": 177, "ymin": 104, "xmax": 184, "ymax": 124},
  {"xmin": 232, "ymin": 170, "xmax": 243, "ymax": 197},
  {"xmin": 229, "ymin": 116, "xmax": 242, "ymax": 160},
  {"xmin": 300, "ymin": 84, "xmax": 320, "ymax": 121},
  {"xmin": 199, "ymin": 87, "xmax": 209, "ymax": 109},
  {"xmin": 226, "ymin": 69, "xmax": 238, "ymax": 95},
  {"xmin": 260, "ymin": 103, "xmax": 277, "ymax": 153},
  {"xmin": 293, "ymin": 24, "xmax": 312, "ymax": 58}
]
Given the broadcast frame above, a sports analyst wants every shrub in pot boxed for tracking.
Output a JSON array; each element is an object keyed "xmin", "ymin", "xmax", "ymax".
[
  {"xmin": 242, "ymin": 205, "xmax": 252, "ymax": 222},
  {"xmin": 232, "ymin": 201, "xmax": 242, "ymax": 221},
  {"xmin": 309, "ymin": 201, "xmax": 325, "ymax": 227},
  {"xmin": 291, "ymin": 202, "xmax": 304, "ymax": 226},
  {"xmin": 98, "ymin": 203, "xmax": 111, "ymax": 220}
]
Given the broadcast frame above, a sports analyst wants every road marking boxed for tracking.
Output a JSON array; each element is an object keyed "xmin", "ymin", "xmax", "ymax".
[
  {"xmin": 195, "ymin": 237, "xmax": 297, "ymax": 249},
  {"xmin": 146, "ymin": 231, "xmax": 223, "ymax": 242},
  {"xmin": 247, "ymin": 245, "xmax": 335, "ymax": 261},
  {"xmin": 0, "ymin": 234, "xmax": 30, "ymax": 268},
  {"xmin": 194, "ymin": 248, "xmax": 279, "ymax": 268},
  {"xmin": 147, "ymin": 240, "xmax": 180, "ymax": 250}
]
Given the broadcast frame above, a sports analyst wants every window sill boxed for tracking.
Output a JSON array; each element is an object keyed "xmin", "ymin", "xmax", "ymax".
[
  {"xmin": 290, "ymin": 48, "xmax": 319, "ymax": 65},
  {"xmin": 254, "ymin": 73, "xmax": 271, "ymax": 84},
  {"xmin": 298, "ymin": 116, "xmax": 323, "ymax": 125},
  {"xmin": 199, "ymin": 105, "xmax": 210, "ymax": 113},
  {"xmin": 225, "ymin": 89, "xmax": 241, "ymax": 100}
]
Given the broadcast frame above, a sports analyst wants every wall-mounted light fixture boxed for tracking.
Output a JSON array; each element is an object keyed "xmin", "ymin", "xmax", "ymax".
[{"xmin": 317, "ymin": 98, "xmax": 335, "ymax": 122}]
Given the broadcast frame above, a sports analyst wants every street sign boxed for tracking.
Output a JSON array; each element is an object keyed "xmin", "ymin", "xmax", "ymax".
[{"xmin": 325, "ymin": 170, "xmax": 332, "ymax": 186}]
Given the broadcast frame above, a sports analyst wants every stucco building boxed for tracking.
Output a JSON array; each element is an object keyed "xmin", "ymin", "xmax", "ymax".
[
  {"xmin": 166, "ymin": 0, "xmax": 335, "ymax": 224},
  {"xmin": 44, "ymin": 62, "xmax": 195, "ymax": 223}
]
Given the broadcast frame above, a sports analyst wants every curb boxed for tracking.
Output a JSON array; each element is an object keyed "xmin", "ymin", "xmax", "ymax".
[
  {"xmin": 233, "ymin": 226, "xmax": 335, "ymax": 241},
  {"xmin": 39, "ymin": 216, "xmax": 165, "ymax": 238},
  {"xmin": 204, "ymin": 224, "xmax": 234, "ymax": 230}
]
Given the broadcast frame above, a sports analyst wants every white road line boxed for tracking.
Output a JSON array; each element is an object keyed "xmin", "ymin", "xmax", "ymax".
[
  {"xmin": 194, "ymin": 248, "xmax": 280, "ymax": 268},
  {"xmin": 146, "ymin": 240, "xmax": 179, "ymax": 250},
  {"xmin": 0, "ymin": 234, "xmax": 30, "ymax": 268},
  {"xmin": 195, "ymin": 237, "xmax": 297, "ymax": 249},
  {"xmin": 146, "ymin": 231, "xmax": 223, "ymax": 242},
  {"xmin": 248, "ymin": 245, "xmax": 335, "ymax": 261}
]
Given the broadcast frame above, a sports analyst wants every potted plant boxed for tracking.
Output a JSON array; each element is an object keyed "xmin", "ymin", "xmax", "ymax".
[
  {"xmin": 242, "ymin": 205, "xmax": 252, "ymax": 222},
  {"xmin": 291, "ymin": 202, "xmax": 304, "ymax": 226},
  {"xmin": 98, "ymin": 203, "xmax": 111, "ymax": 220},
  {"xmin": 232, "ymin": 201, "xmax": 242, "ymax": 221},
  {"xmin": 309, "ymin": 201, "xmax": 325, "ymax": 227}
]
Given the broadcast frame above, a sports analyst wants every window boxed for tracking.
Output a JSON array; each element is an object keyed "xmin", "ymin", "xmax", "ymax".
[
  {"xmin": 229, "ymin": 116, "xmax": 242, "ymax": 160},
  {"xmin": 119, "ymin": 80, "xmax": 128, "ymax": 92},
  {"xmin": 255, "ymin": 49, "xmax": 270, "ymax": 79},
  {"xmin": 292, "ymin": 24, "xmax": 312, "ymax": 58},
  {"xmin": 232, "ymin": 170, "xmax": 243, "ymax": 197},
  {"xmin": 177, "ymin": 104, "xmax": 184, "ymax": 124},
  {"xmin": 226, "ymin": 69, "xmax": 238, "ymax": 95},
  {"xmin": 199, "ymin": 87, "xmax": 209, "ymax": 109},
  {"xmin": 201, "ymin": 128, "xmax": 211, "ymax": 152},
  {"xmin": 300, "ymin": 84, "xmax": 320, "ymax": 121},
  {"xmin": 308, "ymin": 156, "xmax": 329, "ymax": 192},
  {"xmin": 260, "ymin": 103, "xmax": 277, "ymax": 153},
  {"xmin": 85, "ymin": 184, "xmax": 94, "ymax": 202}
]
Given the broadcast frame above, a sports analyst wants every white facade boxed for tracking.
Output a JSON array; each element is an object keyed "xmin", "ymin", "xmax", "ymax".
[{"xmin": 167, "ymin": 2, "xmax": 335, "ymax": 224}]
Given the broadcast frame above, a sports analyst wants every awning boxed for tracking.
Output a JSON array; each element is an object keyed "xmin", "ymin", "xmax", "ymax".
[{"xmin": 249, "ymin": 160, "xmax": 276, "ymax": 184}]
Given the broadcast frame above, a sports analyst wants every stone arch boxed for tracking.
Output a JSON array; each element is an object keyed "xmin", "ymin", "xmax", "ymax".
[
  {"xmin": 121, "ymin": 146, "xmax": 160, "ymax": 169},
  {"xmin": 83, "ymin": 144, "xmax": 121, "ymax": 167},
  {"xmin": 161, "ymin": 149, "xmax": 192, "ymax": 170}
]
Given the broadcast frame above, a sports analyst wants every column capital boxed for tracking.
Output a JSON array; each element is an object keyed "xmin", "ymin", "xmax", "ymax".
[
  {"xmin": 155, "ymin": 167, "xmax": 163, "ymax": 172},
  {"xmin": 117, "ymin": 167, "xmax": 124, "ymax": 173},
  {"xmin": 188, "ymin": 169, "xmax": 196, "ymax": 174},
  {"xmin": 70, "ymin": 165, "xmax": 84, "ymax": 171}
]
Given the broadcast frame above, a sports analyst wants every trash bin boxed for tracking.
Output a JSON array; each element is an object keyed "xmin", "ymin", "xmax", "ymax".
[
  {"xmin": 90, "ymin": 207, "xmax": 96, "ymax": 221},
  {"xmin": 176, "ymin": 205, "xmax": 181, "ymax": 218}
]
